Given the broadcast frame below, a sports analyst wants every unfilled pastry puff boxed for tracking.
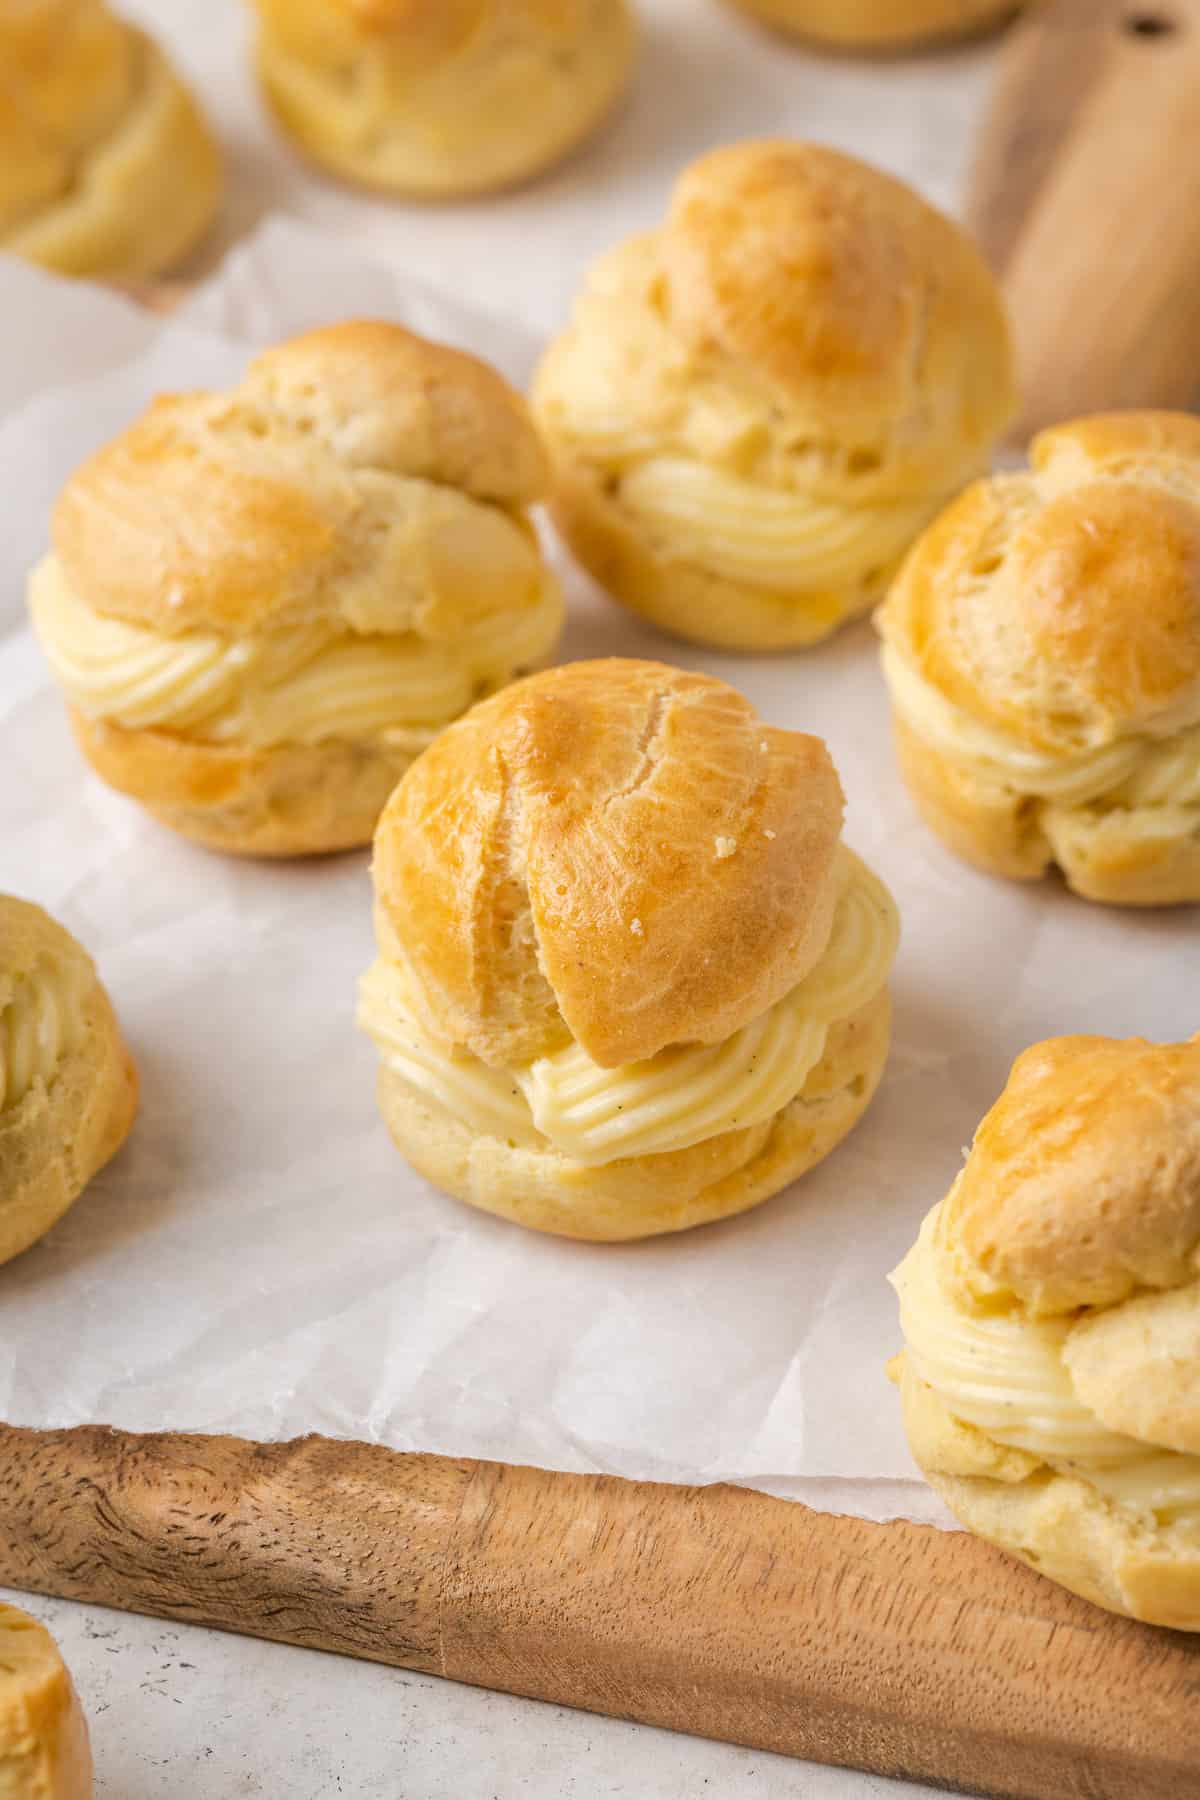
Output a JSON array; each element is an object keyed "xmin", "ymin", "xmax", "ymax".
[
  {"xmin": 532, "ymin": 141, "xmax": 1016, "ymax": 651},
  {"xmin": 0, "ymin": 1601, "xmax": 93, "ymax": 1798},
  {"xmin": 877, "ymin": 412, "xmax": 1200, "ymax": 906},
  {"xmin": 0, "ymin": 0, "xmax": 221, "ymax": 278},
  {"xmin": 891, "ymin": 1034, "xmax": 1200, "ymax": 1632},
  {"xmin": 358, "ymin": 658, "xmax": 899, "ymax": 1240},
  {"xmin": 723, "ymin": 0, "xmax": 1016, "ymax": 50},
  {"xmin": 30, "ymin": 321, "xmax": 564, "ymax": 856},
  {"xmin": 249, "ymin": 0, "xmax": 637, "ymax": 199},
  {"xmin": 0, "ymin": 896, "xmax": 137, "ymax": 1269}
]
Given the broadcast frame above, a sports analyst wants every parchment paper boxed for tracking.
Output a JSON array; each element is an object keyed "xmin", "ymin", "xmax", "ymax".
[{"xmin": 0, "ymin": 229, "xmax": 1194, "ymax": 1529}]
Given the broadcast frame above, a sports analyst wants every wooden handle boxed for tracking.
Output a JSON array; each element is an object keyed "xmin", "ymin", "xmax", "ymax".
[
  {"xmin": 2, "ymin": 1426, "xmax": 1199, "ymax": 1799},
  {"xmin": 967, "ymin": 0, "xmax": 1200, "ymax": 438}
]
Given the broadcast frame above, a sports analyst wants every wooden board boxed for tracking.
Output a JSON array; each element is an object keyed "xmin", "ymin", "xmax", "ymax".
[
  {"xmin": 967, "ymin": 0, "xmax": 1200, "ymax": 438},
  {"xmin": 1, "ymin": 1424, "xmax": 1199, "ymax": 1800}
]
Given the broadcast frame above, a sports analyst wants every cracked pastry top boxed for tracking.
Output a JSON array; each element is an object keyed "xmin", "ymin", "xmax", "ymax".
[
  {"xmin": 720, "ymin": 0, "xmax": 1017, "ymax": 51},
  {"xmin": 249, "ymin": 0, "xmax": 637, "ymax": 199},
  {"xmin": 29, "ymin": 319, "xmax": 565, "ymax": 856},
  {"xmin": 877, "ymin": 412, "xmax": 1200, "ymax": 906},
  {"xmin": 0, "ymin": 894, "xmax": 137, "ymax": 1269},
  {"xmin": 532, "ymin": 140, "xmax": 1016, "ymax": 652},
  {"xmin": 891, "ymin": 1033, "xmax": 1200, "ymax": 1632},
  {"xmin": 0, "ymin": 0, "xmax": 221, "ymax": 278},
  {"xmin": 358, "ymin": 657, "xmax": 899, "ymax": 1240}
]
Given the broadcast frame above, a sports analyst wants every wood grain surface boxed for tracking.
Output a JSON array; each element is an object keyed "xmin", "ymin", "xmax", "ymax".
[
  {"xmin": 1, "ymin": 1424, "xmax": 1198, "ymax": 1800},
  {"xmin": 967, "ymin": 0, "xmax": 1200, "ymax": 437}
]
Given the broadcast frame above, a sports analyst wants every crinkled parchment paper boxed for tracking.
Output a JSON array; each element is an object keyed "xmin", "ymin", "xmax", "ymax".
[{"xmin": 1, "ymin": 228, "xmax": 1193, "ymax": 1527}]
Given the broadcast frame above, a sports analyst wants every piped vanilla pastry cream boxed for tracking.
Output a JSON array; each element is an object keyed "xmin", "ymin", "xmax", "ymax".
[
  {"xmin": 0, "ymin": 0, "xmax": 221, "ymax": 278},
  {"xmin": 30, "ymin": 321, "xmax": 564, "ymax": 856},
  {"xmin": 249, "ymin": 0, "xmax": 636, "ymax": 199},
  {"xmin": 0, "ymin": 1602, "xmax": 93, "ymax": 1798},
  {"xmin": 359, "ymin": 658, "xmax": 899, "ymax": 1240},
  {"xmin": 532, "ymin": 141, "xmax": 1016, "ymax": 652},
  {"xmin": 877, "ymin": 412, "xmax": 1200, "ymax": 906},
  {"xmin": 0, "ymin": 896, "xmax": 137, "ymax": 1268},
  {"xmin": 721, "ymin": 0, "xmax": 1016, "ymax": 50},
  {"xmin": 890, "ymin": 1033, "xmax": 1200, "ymax": 1631}
]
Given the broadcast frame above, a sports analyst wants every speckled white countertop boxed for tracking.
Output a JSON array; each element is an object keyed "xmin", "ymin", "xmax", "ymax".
[{"xmin": 6, "ymin": 2, "xmax": 1001, "ymax": 1791}]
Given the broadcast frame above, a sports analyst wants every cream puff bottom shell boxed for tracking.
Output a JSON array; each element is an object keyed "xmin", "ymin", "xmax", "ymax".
[
  {"xmin": 725, "ymin": 0, "xmax": 1015, "ymax": 49},
  {"xmin": 378, "ymin": 989, "xmax": 890, "ymax": 1240},
  {"xmin": 69, "ymin": 708, "xmax": 419, "ymax": 859},
  {"xmin": 895, "ymin": 1356, "xmax": 1200, "ymax": 1631},
  {"xmin": 544, "ymin": 450, "xmax": 906, "ymax": 652}
]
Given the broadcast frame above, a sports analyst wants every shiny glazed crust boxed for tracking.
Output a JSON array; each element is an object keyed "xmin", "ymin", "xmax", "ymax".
[
  {"xmin": 0, "ymin": 2, "xmax": 221, "ymax": 278},
  {"xmin": 941, "ymin": 1034, "xmax": 1200, "ymax": 1317},
  {"xmin": 0, "ymin": 898, "xmax": 137, "ymax": 1268},
  {"xmin": 69, "ymin": 707, "xmax": 419, "ymax": 857},
  {"xmin": 372, "ymin": 658, "xmax": 847, "ymax": 1069},
  {"xmin": 379, "ymin": 988, "xmax": 890, "ymax": 1240},
  {"xmin": 250, "ymin": 0, "xmax": 637, "ymax": 197},
  {"xmin": 534, "ymin": 141, "xmax": 1015, "ymax": 651},
  {"xmin": 725, "ymin": 0, "xmax": 1017, "ymax": 49}
]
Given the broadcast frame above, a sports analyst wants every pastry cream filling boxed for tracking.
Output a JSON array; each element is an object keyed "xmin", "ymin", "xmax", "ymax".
[
  {"xmin": 0, "ymin": 955, "xmax": 89, "ymax": 1113},
  {"xmin": 359, "ymin": 849, "xmax": 898, "ymax": 1166},
  {"xmin": 893, "ymin": 1210, "xmax": 1200, "ymax": 1527},
  {"xmin": 30, "ymin": 556, "xmax": 558, "ymax": 750},
  {"xmin": 617, "ymin": 457, "xmax": 943, "ymax": 594},
  {"xmin": 882, "ymin": 643, "xmax": 1200, "ymax": 808}
]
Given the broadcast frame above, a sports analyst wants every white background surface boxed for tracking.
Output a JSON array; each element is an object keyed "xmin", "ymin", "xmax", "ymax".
[{"xmin": 0, "ymin": 2, "xmax": 1101, "ymax": 1794}]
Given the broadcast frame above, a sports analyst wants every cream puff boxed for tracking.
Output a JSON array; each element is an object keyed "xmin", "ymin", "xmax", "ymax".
[
  {"xmin": 532, "ymin": 140, "xmax": 1016, "ymax": 651},
  {"xmin": 358, "ymin": 658, "xmax": 900, "ymax": 1240},
  {"xmin": 877, "ymin": 413, "xmax": 1200, "ymax": 906},
  {"xmin": 29, "ymin": 321, "xmax": 564, "ymax": 856},
  {"xmin": 0, "ymin": 1601, "xmax": 93, "ymax": 1797},
  {"xmin": 723, "ymin": 0, "xmax": 1017, "ymax": 50},
  {"xmin": 0, "ymin": 896, "xmax": 137, "ymax": 1269},
  {"xmin": 0, "ymin": 0, "xmax": 221, "ymax": 278},
  {"xmin": 891, "ymin": 1033, "xmax": 1200, "ymax": 1631},
  {"xmin": 249, "ymin": 0, "xmax": 637, "ymax": 199}
]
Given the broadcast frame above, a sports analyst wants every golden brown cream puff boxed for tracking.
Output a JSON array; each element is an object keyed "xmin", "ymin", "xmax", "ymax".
[
  {"xmin": 0, "ymin": 895, "xmax": 137, "ymax": 1269},
  {"xmin": 0, "ymin": 0, "xmax": 221, "ymax": 278},
  {"xmin": 0, "ymin": 1601, "xmax": 93, "ymax": 1797},
  {"xmin": 878, "ymin": 412, "xmax": 1200, "ymax": 906},
  {"xmin": 533, "ymin": 140, "xmax": 1016, "ymax": 651},
  {"xmin": 250, "ymin": 0, "xmax": 637, "ymax": 198},
  {"xmin": 723, "ymin": 0, "xmax": 1017, "ymax": 52},
  {"xmin": 892, "ymin": 1033, "xmax": 1200, "ymax": 1631},
  {"xmin": 359, "ymin": 657, "xmax": 899, "ymax": 1239},
  {"xmin": 30, "ymin": 321, "xmax": 564, "ymax": 856}
]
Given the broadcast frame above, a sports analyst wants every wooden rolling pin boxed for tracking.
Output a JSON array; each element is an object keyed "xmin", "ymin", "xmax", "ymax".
[
  {"xmin": 2, "ymin": 1424, "xmax": 1199, "ymax": 1800},
  {"xmin": 967, "ymin": 0, "xmax": 1200, "ymax": 438}
]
